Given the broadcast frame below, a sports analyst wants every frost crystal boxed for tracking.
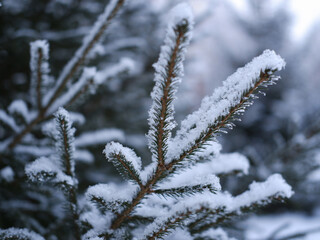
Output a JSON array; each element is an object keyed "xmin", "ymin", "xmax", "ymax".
[{"xmin": 147, "ymin": 2, "xmax": 194, "ymax": 165}]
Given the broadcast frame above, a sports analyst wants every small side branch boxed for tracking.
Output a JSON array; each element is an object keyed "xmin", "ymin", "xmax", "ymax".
[
  {"xmin": 55, "ymin": 109, "xmax": 80, "ymax": 240},
  {"xmin": 167, "ymin": 72, "xmax": 273, "ymax": 172},
  {"xmin": 147, "ymin": 7, "xmax": 193, "ymax": 168},
  {"xmin": 104, "ymin": 142, "xmax": 143, "ymax": 188}
]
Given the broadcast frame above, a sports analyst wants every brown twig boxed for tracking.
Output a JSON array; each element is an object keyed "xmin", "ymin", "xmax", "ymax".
[{"xmin": 156, "ymin": 27, "xmax": 184, "ymax": 169}]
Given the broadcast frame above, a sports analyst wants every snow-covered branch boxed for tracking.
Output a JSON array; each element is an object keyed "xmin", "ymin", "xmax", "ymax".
[
  {"xmin": 147, "ymin": 3, "xmax": 194, "ymax": 168},
  {"xmin": 104, "ymin": 141, "xmax": 143, "ymax": 188},
  {"xmin": 29, "ymin": 40, "xmax": 51, "ymax": 110},
  {"xmin": 167, "ymin": 50, "xmax": 285, "ymax": 171}
]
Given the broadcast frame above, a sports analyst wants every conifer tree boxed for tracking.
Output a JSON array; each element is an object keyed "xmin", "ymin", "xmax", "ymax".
[{"xmin": 0, "ymin": 2, "xmax": 294, "ymax": 240}]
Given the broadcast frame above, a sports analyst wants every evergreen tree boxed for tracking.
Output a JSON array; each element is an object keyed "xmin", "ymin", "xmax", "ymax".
[{"xmin": 0, "ymin": 1, "xmax": 295, "ymax": 239}]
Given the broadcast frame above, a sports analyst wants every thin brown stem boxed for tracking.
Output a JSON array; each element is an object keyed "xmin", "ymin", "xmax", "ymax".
[{"xmin": 156, "ymin": 28, "xmax": 184, "ymax": 168}]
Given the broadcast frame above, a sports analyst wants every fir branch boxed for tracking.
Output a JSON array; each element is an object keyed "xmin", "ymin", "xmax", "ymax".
[
  {"xmin": 153, "ymin": 184, "xmax": 217, "ymax": 199},
  {"xmin": 30, "ymin": 40, "xmax": 50, "ymax": 111},
  {"xmin": 108, "ymin": 36, "xmax": 284, "ymax": 240},
  {"xmin": 104, "ymin": 142, "xmax": 143, "ymax": 188},
  {"xmin": 55, "ymin": 109, "xmax": 75, "ymax": 178},
  {"xmin": 166, "ymin": 70, "xmax": 279, "ymax": 173},
  {"xmin": 54, "ymin": 108, "xmax": 81, "ymax": 240},
  {"xmin": 105, "ymin": 67, "xmax": 284, "ymax": 238},
  {"xmin": 105, "ymin": 4, "xmax": 194, "ymax": 235},
  {"xmin": 147, "ymin": 6, "xmax": 193, "ymax": 168}
]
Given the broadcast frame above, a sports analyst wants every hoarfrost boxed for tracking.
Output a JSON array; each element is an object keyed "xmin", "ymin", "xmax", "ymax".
[
  {"xmin": 147, "ymin": 2, "xmax": 194, "ymax": 164},
  {"xmin": 167, "ymin": 50, "xmax": 286, "ymax": 163}
]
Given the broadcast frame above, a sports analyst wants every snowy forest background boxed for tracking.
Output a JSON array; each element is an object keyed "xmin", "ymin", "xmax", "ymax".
[{"xmin": 0, "ymin": 0, "xmax": 320, "ymax": 239}]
